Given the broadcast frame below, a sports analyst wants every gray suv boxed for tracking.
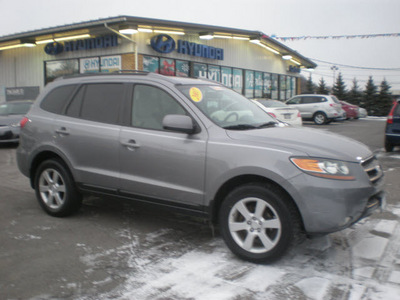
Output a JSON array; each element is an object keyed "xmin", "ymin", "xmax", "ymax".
[
  {"xmin": 286, "ymin": 94, "xmax": 343, "ymax": 125},
  {"xmin": 17, "ymin": 73, "xmax": 385, "ymax": 263}
]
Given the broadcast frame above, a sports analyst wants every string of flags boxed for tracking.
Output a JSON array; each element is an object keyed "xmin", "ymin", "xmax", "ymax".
[{"xmin": 271, "ymin": 33, "xmax": 400, "ymax": 41}]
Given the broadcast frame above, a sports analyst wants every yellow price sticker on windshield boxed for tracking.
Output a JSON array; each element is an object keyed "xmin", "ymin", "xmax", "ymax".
[{"xmin": 189, "ymin": 87, "xmax": 203, "ymax": 102}]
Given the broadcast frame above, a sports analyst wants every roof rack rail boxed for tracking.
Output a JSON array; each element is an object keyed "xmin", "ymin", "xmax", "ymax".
[
  {"xmin": 58, "ymin": 70, "xmax": 153, "ymax": 80},
  {"xmin": 113, "ymin": 70, "xmax": 149, "ymax": 75}
]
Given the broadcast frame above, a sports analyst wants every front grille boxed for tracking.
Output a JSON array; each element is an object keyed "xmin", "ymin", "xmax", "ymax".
[{"xmin": 361, "ymin": 155, "xmax": 384, "ymax": 185}]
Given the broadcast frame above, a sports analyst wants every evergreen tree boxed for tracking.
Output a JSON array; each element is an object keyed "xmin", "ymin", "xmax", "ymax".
[
  {"xmin": 348, "ymin": 78, "xmax": 363, "ymax": 106},
  {"xmin": 363, "ymin": 76, "xmax": 378, "ymax": 116},
  {"xmin": 375, "ymin": 79, "xmax": 393, "ymax": 116},
  {"xmin": 305, "ymin": 75, "xmax": 315, "ymax": 94},
  {"xmin": 331, "ymin": 72, "xmax": 347, "ymax": 100},
  {"xmin": 316, "ymin": 77, "xmax": 330, "ymax": 95}
]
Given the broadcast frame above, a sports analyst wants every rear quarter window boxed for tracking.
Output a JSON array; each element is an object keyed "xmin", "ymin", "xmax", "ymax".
[
  {"xmin": 40, "ymin": 85, "xmax": 77, "ymax": 114},
  {"xmin": 394, "ymin": 102, "xmax": 400, "ymax": 116}
]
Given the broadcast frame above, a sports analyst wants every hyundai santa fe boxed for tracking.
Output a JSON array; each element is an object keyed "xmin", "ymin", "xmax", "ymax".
[
  {"xmin": 285, "ymin": 94, "xmax": 344, "ymax": 125},
  {"xmin": 17, "ymin": 72, "xmax": 385, "ymax": 263}
]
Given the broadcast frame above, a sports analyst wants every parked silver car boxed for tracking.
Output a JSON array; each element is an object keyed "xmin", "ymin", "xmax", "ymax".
[
  {"xmin": 16, "ymin": 73, "xmax": 385, "ymax": 263},
  {"xmin": 286, "ymin": 94, "xmax": 343, "ymax": 125},
  {"xmin": 0, "ymin": 100, "xmax": 33, "ymax": 143}
]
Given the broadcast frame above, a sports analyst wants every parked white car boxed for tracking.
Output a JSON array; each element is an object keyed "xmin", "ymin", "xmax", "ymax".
[
  {"xmin": 252, "ymin": 99, "xmax": 302, "ymax": 126},
  {"xmin": 285, "ymin": 94, "xmax": 343, "ymax": 125}
]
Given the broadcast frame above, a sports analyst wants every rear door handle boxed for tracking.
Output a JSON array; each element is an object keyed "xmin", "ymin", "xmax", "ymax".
[
  {"xmin": 121, "ymin": 139, "xmax": 140, "ymax": 150},
  {"xmin": 55, "ymin": 127, "xmax": 70, "ymax": 135}
]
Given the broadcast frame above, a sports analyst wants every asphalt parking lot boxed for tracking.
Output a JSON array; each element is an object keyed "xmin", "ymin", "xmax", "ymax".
[{"xmin": 1, "ymin": 118, "xmax": 400, "ymax": 300}]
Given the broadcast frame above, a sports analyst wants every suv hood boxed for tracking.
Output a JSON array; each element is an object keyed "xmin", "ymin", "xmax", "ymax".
[{"xmin": 226, "ymin": 126, "xmax": 372, "ymax": 162}]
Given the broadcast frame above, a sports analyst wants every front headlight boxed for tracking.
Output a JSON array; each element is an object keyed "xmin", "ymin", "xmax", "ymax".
[{"xmin": 290, "ymin": 157, "xmax": 355, "ymax": 180}]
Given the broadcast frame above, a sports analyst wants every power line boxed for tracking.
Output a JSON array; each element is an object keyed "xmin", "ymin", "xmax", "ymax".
[
  {"xmin": 273, "ymin": 33, "xmax": 400, "ymax": 41},
  {"xmin": 309, "ymin": 58, "xmax": 400, "ymax": 70}
]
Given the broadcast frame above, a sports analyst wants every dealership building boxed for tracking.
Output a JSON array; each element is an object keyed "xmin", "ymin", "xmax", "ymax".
[{"xmin": 0, "ymin": 16, "xmax": 316, "ymax": 102}]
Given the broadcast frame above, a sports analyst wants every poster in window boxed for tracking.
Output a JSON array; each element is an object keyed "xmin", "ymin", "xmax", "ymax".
[
  {"xmin": 254, "ymin": 72, "xmax": 263, "ymax": 98},
  {"xmin": 232, "ymin": 69, "xmax": 243, "ymax": 94},
  {"xmin": 143, "ymin": 56, "xmax": 159, "ymax": 73},
  {"xmin": 245, "ymin": 70, "xmax": 254, "ymax": 98},
  {"xmin": 290, "ymin": 77, "xmax": 296, "ymax": 97},
  {"xmin": 193, "ymin": 63, "xmax": 207, "ymax": 78},
  {"xmin": 80, "ymin": 57, "xmax": 100, "ymax": 73},
  {"xmin": 100, "ymin": 56, "xmax": 121, "ymax": 73},
  {"xmin": 263, "ymin": 73, "xmax": 272, "ymax": 98},
  {"xmin": 221, "ymin": 67, "xmax": 232, "ymax": 88},
  {"xmin": 208, "ymin": 65, "xmax": 221, "ymax": 82},
  {"xmin": 160, "ymin": 58, "xmax": 175, "ymax": 76},
  {"xmin": 271, "ymin": 74, "xmax": 278, "ymax": 100},
  {"xmin": 176, "ymin": 60, "xmax": 189, "ymax": 77},
  {"xmin": 280, "ymin": 75, "xmax": 287, "ymax": 100},
  {"xmin": 45, "ymin": 59, "xmax": 79, "ymax": 84}
]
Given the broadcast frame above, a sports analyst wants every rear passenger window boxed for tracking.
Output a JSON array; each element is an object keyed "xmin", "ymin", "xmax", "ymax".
[
  {"xmin": 40, "ymin": 85, "xmax": 77, "ymax": 114},
  {"xmin": 302, "ymin": 97, "xmax": 317, "ymax": 104},
  {"xmin": 67, "ymin": 83, "xmax": 125, "ymax": 125}
]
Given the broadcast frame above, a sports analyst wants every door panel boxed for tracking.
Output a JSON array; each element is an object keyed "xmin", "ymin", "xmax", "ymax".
[
  {"xmin": 118, "ymin": 83, "xmax": 207, "ymax": 207},
  {"xmin": 119, "ymin": 128, "xmax": 206, "ymax": 206}
]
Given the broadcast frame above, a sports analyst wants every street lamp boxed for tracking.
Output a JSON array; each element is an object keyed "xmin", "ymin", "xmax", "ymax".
[{"xmin": 331, "ymin": 65, "xmax": 339, "ymax": 84}]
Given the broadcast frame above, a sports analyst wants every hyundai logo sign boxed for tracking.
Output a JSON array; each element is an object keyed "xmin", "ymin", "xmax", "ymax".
[
  {"xmin": 44, "ymin": 42, "xmax": 64, "ymax": 55},
  {"xmin": 150, "ymin": 34, "xmax": 176, "ymax": 54}
]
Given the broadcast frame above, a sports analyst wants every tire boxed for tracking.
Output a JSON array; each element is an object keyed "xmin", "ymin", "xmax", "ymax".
[
  {"xmin": 385, "ymin": 139, "xmax": 394, "ymax": 152},
  {"xmin": 313, "ymin": 112, "xmax": 327, "ymax": 125},
  {"xmin": 219, "ymin": 183, "xmax": 301, "ymax": 263},
  {"xmin": 34, "ymin": 159, "xmax": 82, "ymax": 217}
]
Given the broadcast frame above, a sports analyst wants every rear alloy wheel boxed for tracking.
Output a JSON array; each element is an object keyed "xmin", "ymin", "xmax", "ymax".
[
  {"xmin": 219, "ymin": 183, "xmax": 299, "ymax": 263},
  {"xmin": 34, "ymin": 159, "xmax": 82, "ymax": 217},
  {"xmin": 313, "ymin": 112, "xmax": 327, "ymax": 125}
]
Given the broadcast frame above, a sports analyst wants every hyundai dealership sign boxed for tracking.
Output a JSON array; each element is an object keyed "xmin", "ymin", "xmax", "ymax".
[{"xmin": 151, "ymin": 34, "xmax": 224, "ymax": 60}]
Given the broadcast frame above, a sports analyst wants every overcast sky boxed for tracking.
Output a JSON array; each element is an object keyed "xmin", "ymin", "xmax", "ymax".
[{"xmin": 1, "ymin": 0, "xmax": 400, "ymax": 91}]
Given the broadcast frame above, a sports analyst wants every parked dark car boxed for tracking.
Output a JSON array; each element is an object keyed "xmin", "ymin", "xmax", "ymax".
[
  {"xmin": 385, "ymin": 98, "xmax": 400, "ymax": 152},
  {"xmin": 340, "ymin": 101, "xmax": 359, "ymax": 119},
  {"xmin": 0, "ymin": 100, "xmax": 33, "ymax": 143}
]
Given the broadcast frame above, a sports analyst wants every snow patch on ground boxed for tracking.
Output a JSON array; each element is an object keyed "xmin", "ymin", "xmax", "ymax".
[
  {"xmin": 75, "ymin": 206, "xmax": 400, "ymax": 300},
  {"xmin": 295, "ymin": 277, "xmax": 331, "ymax": 300}
]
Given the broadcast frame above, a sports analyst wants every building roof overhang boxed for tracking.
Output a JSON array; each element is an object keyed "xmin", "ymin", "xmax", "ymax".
[{"xmin": 0, "ymin": 15, "xmax": 317, "ymax": 69}]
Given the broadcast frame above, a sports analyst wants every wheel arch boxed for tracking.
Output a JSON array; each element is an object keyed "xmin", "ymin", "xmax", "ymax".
[
  {"xmin": 312, "ymin": 110, "xmax": 327, "ymax": 118},
  {"xmin": 29, "ymin": 150, "xmax": 72, "ymax": 189},
  {"xmin": 210, "ymin": 174, "xmax": 304, "ymax": 230}
]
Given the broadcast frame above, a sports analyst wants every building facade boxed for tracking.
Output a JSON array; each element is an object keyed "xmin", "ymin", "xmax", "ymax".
[{"xmin": 0, "ymin": 16, "xmax": 316, "ymax": 102}]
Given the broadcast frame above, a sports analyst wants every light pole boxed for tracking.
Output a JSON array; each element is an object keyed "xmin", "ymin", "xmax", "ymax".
[{"xmin": 331, "ymin": 65, "xmax": 338, "ymax": 85}]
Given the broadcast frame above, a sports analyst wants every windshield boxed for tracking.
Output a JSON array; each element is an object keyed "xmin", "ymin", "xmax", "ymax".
[
  {"xmin": 0, "ymin": 102, "xmax": 32, "ymax": 116},
  {"xmin": 177, "ymin": 85, "xmax": 276, "ymax": 130}
]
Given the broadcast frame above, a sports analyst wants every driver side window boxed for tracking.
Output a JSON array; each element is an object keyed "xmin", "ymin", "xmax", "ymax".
[{"xmin": 132, "ymin": 85, "xmax": 186, "ymax": 130}]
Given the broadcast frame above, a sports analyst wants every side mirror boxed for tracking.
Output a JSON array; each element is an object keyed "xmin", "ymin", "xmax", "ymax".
[{"xmin": 162, "ymin": 114, "xmax": 198, "ymax": 134}]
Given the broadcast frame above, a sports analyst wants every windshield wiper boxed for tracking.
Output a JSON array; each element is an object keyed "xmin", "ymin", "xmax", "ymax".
[
  {"xmin": 256, "ymin": 121, "xmax": 278, "ymax": 129},
  {"xmin": 223, "ymin": 124, "xmax": 257, "ymax": 130}
]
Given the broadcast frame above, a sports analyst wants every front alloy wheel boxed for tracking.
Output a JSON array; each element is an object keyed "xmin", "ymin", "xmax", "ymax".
[
  {"xmin": 219, "ymin": 183, "xmax": 299, "ymax": 263},
  {"xmin": 228, "ymin": 197, "xmax": 281, "ymax": 254}
]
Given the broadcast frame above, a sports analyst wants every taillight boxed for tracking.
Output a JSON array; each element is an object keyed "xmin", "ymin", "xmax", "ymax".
[
  {"xmin": 20, "ymin": 117, "xmax": 29, "ymax": 128},
  {"xmin": 387, "ymin": 103, "xmax": 397, "ymax": 124},
  {"xmin": 268, "ymin": 112, "xmax": 277, "ymax": 118},
  {"xmin": 297, "ymin": 112, "xmax": 301, "ymax": 118}
]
